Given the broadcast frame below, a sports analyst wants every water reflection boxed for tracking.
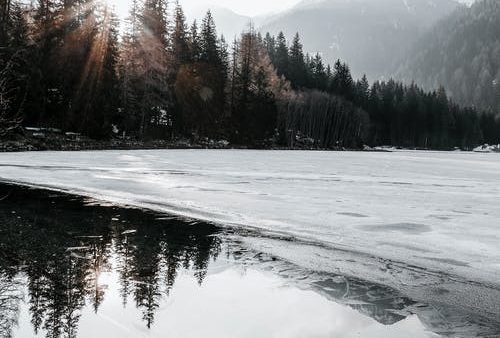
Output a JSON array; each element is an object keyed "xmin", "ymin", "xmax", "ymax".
[
  {"xmin": 0, "ymin": 273, "xmax": 22, "ymax": 337},
  {"xmin": 0, "ymin": 184, "xmax": 497, "ymax": 338},
  {"xmin": 0, "ymin": 186, "xmax": 222, "ymax": 337}
]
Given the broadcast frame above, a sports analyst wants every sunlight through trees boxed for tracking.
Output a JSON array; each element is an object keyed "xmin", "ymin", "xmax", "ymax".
[{"xmin": 0, "ymin": 0, "xmax": 499, "ymax": 149}]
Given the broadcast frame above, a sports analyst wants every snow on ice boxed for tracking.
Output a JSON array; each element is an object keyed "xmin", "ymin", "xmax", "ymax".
[{"xmin": 0, "ymin": 149, "xmax": 499, "ymax": 286}]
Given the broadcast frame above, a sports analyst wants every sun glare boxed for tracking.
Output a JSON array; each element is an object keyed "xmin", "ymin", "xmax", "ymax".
[{"xmin": 104, "ymin": 0, "xmax": 130, "ymax": 20}]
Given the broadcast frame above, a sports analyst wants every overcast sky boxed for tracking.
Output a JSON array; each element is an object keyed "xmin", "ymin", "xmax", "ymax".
[
  {"xmin": 109, "ymin": 0, "xmax": 302, "ymax": 19},
  {"xmin": 108, "ymin": 0, "xmax": 477, "ymax": 20}
]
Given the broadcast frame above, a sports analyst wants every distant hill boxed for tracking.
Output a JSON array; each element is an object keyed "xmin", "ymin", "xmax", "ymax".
[
  {"xmin": 395, "ymin": 0, "xmax": 500, "ymax": 113},
  {"xmin": 259, "ymin": 0, "xmax": 460, "ymax": 80},
  {"xmin": 186, "ymin": 6, "xmax": 267, "ymax": 41}
]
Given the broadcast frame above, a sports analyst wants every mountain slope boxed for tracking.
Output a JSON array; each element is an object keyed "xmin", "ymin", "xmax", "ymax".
[
  {"xmin": 395, "ymin": 0, "xmax": 500, "ymax": 113},
  {"xmin": 259, "ymin": 0, "xmax": 460, "ymax": 80},
  {"xmin": 186, "ymin": 6, "xmax": 268, "ymax": 41}
]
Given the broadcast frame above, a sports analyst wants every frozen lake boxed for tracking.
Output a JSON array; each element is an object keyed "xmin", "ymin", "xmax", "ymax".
[
  {"xmin": 0, "ymin": 149, "xmax": 500, "ymax": 336},
  {"xmin": 0, "ymin": 150, "xmax": 499, "ymax": 281}
]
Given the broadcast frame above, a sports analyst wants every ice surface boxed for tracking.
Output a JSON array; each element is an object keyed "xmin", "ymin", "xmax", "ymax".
[{"xmin": 0, "ymin": 149, "xmax": 499, "ymax": 287}]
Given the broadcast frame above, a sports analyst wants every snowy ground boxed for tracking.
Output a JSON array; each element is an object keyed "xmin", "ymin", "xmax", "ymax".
[{"xmin": 0, "ymin": 149, "xmax": 499, "ymax": 287}]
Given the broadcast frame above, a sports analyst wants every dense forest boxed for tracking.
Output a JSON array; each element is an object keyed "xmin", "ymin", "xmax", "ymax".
[
  {"xmin": 0, "ymin": 0, "xmax": 499, "ymax": 150},
  {"xmin": 396, "ymin": 0, "xmax": 500, "ymax": 115}
]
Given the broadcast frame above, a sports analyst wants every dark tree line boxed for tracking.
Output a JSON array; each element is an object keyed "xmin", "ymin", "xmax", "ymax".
[
  {"xmin": 0, "ymin": 0, "xmax": 499, "ymax": 149},
  {"xmin": 265, "ymin": 32, "xmax": 500, "ymax": 149},
  {"xmin": 1, "ymin": 0, "xmax": 120, "ymax": 139}
]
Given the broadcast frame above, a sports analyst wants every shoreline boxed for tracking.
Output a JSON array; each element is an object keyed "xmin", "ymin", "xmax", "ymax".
[
  {"xmin": 1, "ymin": 135, "xmax": 493, "ymax": 154},
  {"xmin": 1, "ymin": 129, "xmax": 498, "ymax": 153}
]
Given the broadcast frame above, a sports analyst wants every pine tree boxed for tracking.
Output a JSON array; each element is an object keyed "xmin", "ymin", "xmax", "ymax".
[
  {"xmin": 137, "ymin": 0, "xmax": 171, "ymax": 138},
  {"xmin": 0, "ymin": 67, "xmax": 14, "ymax": 136},
  {"xmin": 288, "ymin": 33, "xmax": 308, "ymax": 88},
  {"xmin": 195, "ymin": 10, "xmax": 225, "ymax": 133},
  {"xmin": 171, "ymin": 1, "xmax": 189, "ymax": 65},
  {"xmin": 117, "ymin": 0, "xmax": 142, "ymax": 134},
  {"xmin": 219, "ymin": 35, "xmax": 229, "ymax": 69},
  {"xmin": 61, "ymin": 0, "xmax": 101, "ymax": 132},
  {"xmin": 188, "ymin": 20, "xmax": 201, "ymax": 61},
  {"xmin": 0, "ymin": 0, "xmax": 11, "ymax": 46},
  {"xmin": 77, "ymin": 4, "xmax": 120, "ymax": 138},
  {"xmin": 355, "ymin": 74, "xmax": 370, "ymax": 107},
  {"xmin": 331, "ymin": 60, "xmax": 354, "ymax": 100},
  {"xmin": 200, "ymin": 10, "xmax": 218, "ymax": 64},
  {"xmin": 30, "ymin": 0, "xmax": 61, "ymax": 126},
  {"xmin": 0, "ymin": 2, "xmax": 30, "ymax": 135},
  {"xmin": 263, "ymin": 33, "xmax": 276, "ymax": 63},
  {"xmin": 311, "ymin": 53, "xmax": 328, "ymax": 91},
  {"xmin": 274, "ymin": 32, "xmax": 288, "ymax": 78}
]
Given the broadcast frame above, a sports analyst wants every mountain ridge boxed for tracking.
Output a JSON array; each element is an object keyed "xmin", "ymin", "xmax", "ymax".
[
  {"xmin": 258, "ymin": 0, "xmax": 461, "ymax": 80},
  {"xmin": 394, "ymin": 0, "xmax": 500, "ymax": 112}
]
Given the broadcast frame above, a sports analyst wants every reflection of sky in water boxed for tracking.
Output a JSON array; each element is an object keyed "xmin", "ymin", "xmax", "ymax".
[{"xmin": 14, "ymin": 264, "xmax": 432, "ymax": 338}]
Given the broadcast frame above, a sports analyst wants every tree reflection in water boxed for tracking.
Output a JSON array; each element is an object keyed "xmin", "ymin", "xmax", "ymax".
[
  {"xmin": 0, "ymin": 185, "xmax": 221, "ymax": 337},
  {"xmin": 1, "ymin": 184, "xmax": 498, "ymax": 338},
  {"xmin": 0, "ymin": 272, "xmax": 22, "ymax": 338}
]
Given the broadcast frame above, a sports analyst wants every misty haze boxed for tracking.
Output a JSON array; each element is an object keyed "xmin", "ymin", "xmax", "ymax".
[{"xmin": 0, "ymin": 0, "xmax": 499, "ymax": 337}]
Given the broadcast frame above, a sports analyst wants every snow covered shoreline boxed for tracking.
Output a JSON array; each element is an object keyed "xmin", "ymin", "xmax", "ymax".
[
  {"xmin": 2, "ymin": 128, "xmax": 497, "ymax": 153},
  {"xmin": 0, "ymin": 149, "xmax": 499, "ymax": 287}
]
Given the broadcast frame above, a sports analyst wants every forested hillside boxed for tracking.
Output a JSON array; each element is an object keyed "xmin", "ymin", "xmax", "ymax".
[
  {"xmin": 1, "ymin": 0, "xmax": 499, "ymax": 150},
  {"xmin": 260, "ymin": 0, "xmax": 460, "ymax": 80},
  {"xmin": 263, "ymin": 32, "xmax": 499, "ymax": 149},
  {"xmin": 396, "ymin": 0, "xmax": 500, "ymax": 114}
]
